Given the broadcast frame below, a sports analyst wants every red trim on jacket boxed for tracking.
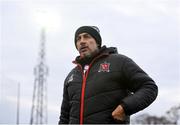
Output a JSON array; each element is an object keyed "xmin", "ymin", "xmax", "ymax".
[
  {"xmin": 73, "ymin": 53, "xmax": 109, "ymax": 124},
  {"xmin": 80, "ymin": 70, "xmax": 87, "ymax": 124}
]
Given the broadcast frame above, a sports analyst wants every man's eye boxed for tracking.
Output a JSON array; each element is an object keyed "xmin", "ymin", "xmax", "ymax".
[{"xmin": 76, "ymin": 37, "xmax": 80, "ymax": 41}]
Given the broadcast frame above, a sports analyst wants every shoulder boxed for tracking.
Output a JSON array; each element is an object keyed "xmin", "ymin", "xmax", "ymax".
[
  {"xmin": 64, "ymin": 67, "xmax": 79, "ymax": 85},
  {"xmin": 108, "ymin": 53, "xmax": 132, "ymax": 62}
]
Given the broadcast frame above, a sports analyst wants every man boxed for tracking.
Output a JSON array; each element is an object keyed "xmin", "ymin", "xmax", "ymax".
[{"xmin": 59, "ymin": 26, "xmax": 158, "ymax": 124}]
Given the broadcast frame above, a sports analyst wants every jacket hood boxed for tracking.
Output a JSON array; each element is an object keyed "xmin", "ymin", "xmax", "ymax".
[{"xmin": 102, "ymin": 46, "xmax": 118, "ymax": 54}]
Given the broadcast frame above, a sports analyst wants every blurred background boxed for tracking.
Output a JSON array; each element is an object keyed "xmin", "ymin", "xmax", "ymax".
[{"xmin": 0, "ymin": 0, "xmax": 180, "ymax": 124}]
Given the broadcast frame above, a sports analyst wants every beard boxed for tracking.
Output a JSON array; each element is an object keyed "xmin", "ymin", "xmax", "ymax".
[{"xmin": 80, "ymin": 48, "xmax": 99, "ymax": 59}]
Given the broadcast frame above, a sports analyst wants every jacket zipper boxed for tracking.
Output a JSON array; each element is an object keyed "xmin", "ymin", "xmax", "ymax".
[
  {"xmin": 80, "ymin": 70, "xmax": 88, "ymax": 124},
  {"xmin": 74, "ymin": 53, "xmax": 109, "ymax": 124}
]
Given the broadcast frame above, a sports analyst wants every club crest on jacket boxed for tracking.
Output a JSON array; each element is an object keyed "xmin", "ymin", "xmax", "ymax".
[{"xmin": 98, "ymin": 62, "xmax": 110, "ymax": 72}]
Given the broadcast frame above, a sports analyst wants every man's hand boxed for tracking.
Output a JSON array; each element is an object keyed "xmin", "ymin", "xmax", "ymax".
[{"xmin": 112, "ymin": 105, "xmax": 126, "ymax": 121}]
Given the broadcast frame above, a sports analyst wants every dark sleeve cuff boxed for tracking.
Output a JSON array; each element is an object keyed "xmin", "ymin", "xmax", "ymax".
[{"xmin": 120, "ymin": 101, "xmax": 131, "ymax": 115}]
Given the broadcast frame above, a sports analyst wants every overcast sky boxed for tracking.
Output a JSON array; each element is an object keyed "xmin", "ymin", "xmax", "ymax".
[{"xmin": 0, "ymin": 0, "xmax": 180, "ymax": 124}]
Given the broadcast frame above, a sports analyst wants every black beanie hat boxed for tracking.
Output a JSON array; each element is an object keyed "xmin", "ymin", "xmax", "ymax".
[{"xmin": 74, "ymin": 26, "xmax": 102, "ymax": 49}]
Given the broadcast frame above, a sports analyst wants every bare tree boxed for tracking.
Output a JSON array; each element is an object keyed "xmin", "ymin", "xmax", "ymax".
[
  {"xmin": 165, "ymin": 104, "xmax": 180, "ymax": 124},
  {"xmin": 132, "ymin": 103, "xmax": 180, "ymax": 124}
]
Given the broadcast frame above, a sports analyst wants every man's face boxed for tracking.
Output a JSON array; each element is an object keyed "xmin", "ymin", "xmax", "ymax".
[{"xmin": 76, "ymin": 33, "xmax": 99, "ymax": 58}]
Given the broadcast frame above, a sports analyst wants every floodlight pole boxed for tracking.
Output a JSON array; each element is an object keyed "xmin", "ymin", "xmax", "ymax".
[{"xmin": 30, "ymin": 27, "xmax": 49, "ymax": 125}]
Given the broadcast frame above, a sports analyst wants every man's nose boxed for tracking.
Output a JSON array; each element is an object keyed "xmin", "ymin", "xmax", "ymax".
[{"xmin": 79, "ymin": 37, "xmax": 86, "ymax": 45}]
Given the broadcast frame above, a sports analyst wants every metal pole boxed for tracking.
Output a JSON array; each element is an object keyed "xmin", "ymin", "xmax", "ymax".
[{"xmin": 16, "ymin": 83, "xmax": 20, "ymax": 125}]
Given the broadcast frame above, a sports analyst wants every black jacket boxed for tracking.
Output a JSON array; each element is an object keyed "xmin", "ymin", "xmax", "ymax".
[{"xmin": 59, "ymin": 46, "xmax": 158, "ymax": 124}]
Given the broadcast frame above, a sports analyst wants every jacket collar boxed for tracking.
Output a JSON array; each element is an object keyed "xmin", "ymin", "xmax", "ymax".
[{"xmin": 73, "ymin": 45, "xmax": 118, "ymax": 66}]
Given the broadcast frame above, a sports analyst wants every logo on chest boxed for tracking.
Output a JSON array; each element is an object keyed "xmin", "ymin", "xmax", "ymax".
[{"xmin": 98, "ymin": 62, "xmax": 110, "ymax": 72}]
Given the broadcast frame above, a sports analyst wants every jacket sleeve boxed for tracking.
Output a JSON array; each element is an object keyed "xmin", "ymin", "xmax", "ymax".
[
  {"xmin": 120, "ymin": 57, "xmax": 158, "ymax": 115},
  {"xmin": 58, "ymin": 78, "xmax": 70, "ymax": 124}
]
